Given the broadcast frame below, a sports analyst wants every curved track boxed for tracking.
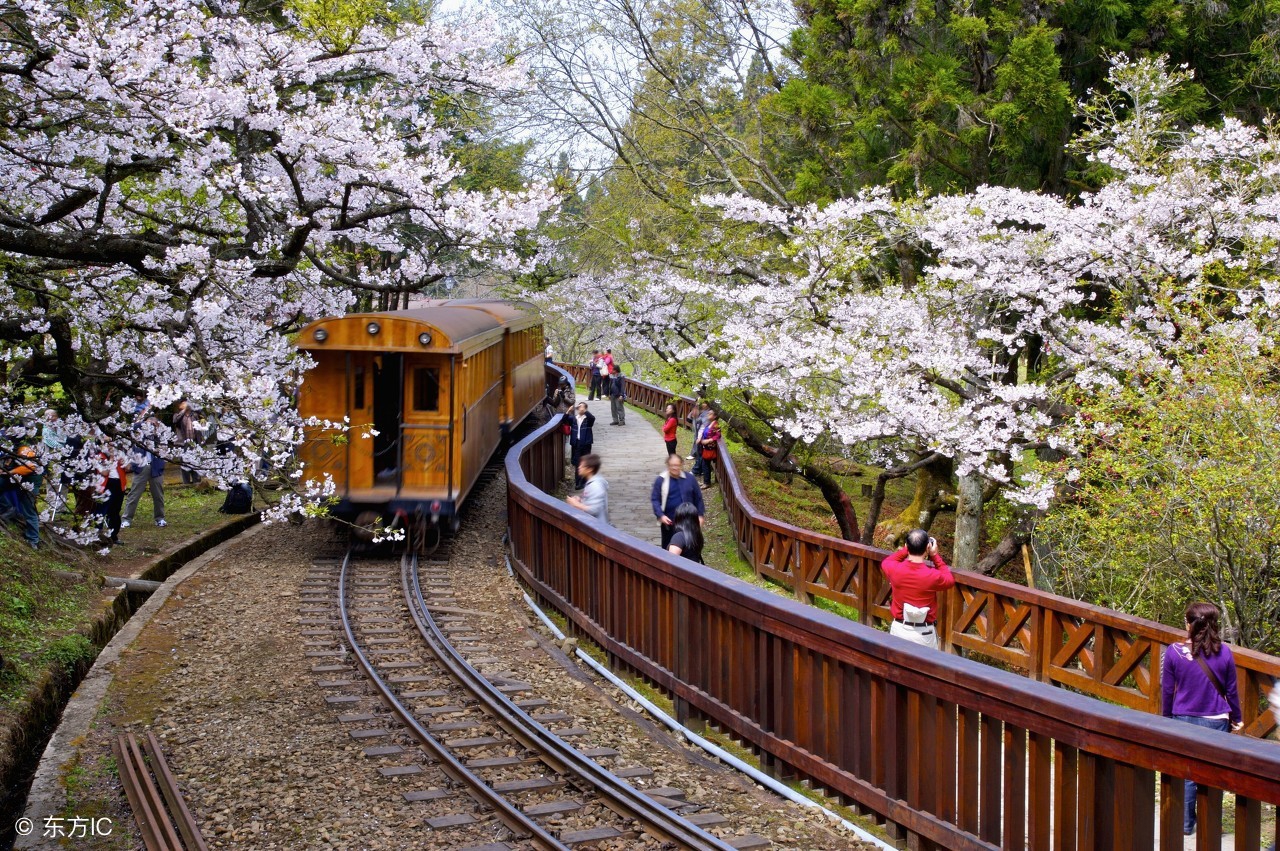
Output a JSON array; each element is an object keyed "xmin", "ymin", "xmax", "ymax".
[{"xmin": 335, "ymin": 548, "xmax": 743, "ymax": 850}]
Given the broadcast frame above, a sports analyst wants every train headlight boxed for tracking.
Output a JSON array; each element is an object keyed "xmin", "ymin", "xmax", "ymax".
[
  {"xmin": 418, "ymin": 332, "xmax": 433, "ymax": 346},
  {"xmin": 313, "ymin": 328, "xmax": 328, "ymax": 342},
  {"xmin": 366, "ymin": 321, "xmax": 381, "ymax": 336}
]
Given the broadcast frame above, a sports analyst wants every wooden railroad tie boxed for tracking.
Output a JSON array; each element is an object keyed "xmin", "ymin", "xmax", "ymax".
[{"xmin": 113, "ymin": 730, "xmax": 208, "ymax": 851}]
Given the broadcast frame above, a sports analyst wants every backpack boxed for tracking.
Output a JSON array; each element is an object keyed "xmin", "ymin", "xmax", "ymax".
[{"xmin": 219, "ymin": 482, "xmax": 253, "ymax": 514}]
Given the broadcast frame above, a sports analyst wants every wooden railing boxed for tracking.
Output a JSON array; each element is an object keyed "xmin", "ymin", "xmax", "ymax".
[
  {"xmin": 558, "ymin": 363, "xmax": 1280, "ymax": 739},
  {"xmin": 508, "ymin": 388, "xmax": 1280, "ymax": 849}
]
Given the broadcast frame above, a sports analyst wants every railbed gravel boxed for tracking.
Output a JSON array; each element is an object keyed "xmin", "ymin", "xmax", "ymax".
[{"xmin": 70, "ymin": 472, "xmax": 881, "ymax": 850}]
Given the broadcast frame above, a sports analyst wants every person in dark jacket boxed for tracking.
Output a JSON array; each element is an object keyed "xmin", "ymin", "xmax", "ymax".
[
  {"xmin": 587, "ymin": 350, "xmax": 603, "ymax": 400},
  {"xmin": 650, "ymin": 454, "xmax": 704, "ymax": 549},
  {"xmin": 567, "ymin": 403, "xmax": 595, "ymax": 489},
  {"xmin": 608, "ymin": 370, "xmax": 627, "ymax": 426},
  {"xmin": 1161, "ymin": 601, "xmax": 1243, "ymax": 836}
]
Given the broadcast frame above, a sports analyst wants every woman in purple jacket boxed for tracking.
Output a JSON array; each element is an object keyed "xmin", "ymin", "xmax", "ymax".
[{"xmin": 1161, "ymin": 601, "xmax": 1242, "ymax": 836}]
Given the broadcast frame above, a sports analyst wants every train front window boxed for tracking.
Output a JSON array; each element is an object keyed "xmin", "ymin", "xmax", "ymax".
[
  {"xmin": 413, "ymin": 367, "xmax": 440, "ymax": 412},
  {"xmin": 353, "ymin": 366, "xmax": 365, "ymax": 410}
]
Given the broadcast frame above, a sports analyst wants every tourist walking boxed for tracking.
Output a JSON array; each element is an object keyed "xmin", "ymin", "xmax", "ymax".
[
  {"xmin": 666, "ymin": 502, "xmax": 704, "ymax": 563},
  {"xmin": 608, "ymin": 370, "xmax": 627, "ymax": 426},
  {"xmin": 662, "ymin": 404, "xmax": 679, "ymax": 457},
  {"xmin": 695, "ymin": 409, "xmax": 721, "ymax": 488},
  {"xmin": 880, "ymin": 530, "xmax": 956, "ymax": 650},
  {"xmin": 1161, "ymin": 602, "xmax": 1243, "ymax": 836},
  {"xmin": 566, "ymin": 403, "xmax": 595, "ymax": 490},
  {"xmin": 566, "ymin": 453, "xmax": 609, "ymax": 523},
  {"xmin": 650, "ymin": 454, "xmax": 704, "ymax": 549}
]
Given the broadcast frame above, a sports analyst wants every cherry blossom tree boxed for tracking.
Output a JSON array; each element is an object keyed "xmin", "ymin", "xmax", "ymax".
[
  {"xmin": 0, "ymin": 0, "xmax": 555, "ymax": 543},
  {"xmin": 534, "ymin": 56, "xmax": 1280, "ymax": 571}
]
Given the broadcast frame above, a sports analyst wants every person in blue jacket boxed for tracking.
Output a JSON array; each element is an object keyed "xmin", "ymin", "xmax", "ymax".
[
  {"xmin": 566, "ymin": 402, "xmax": 595, "ymax": 489},
  {"xmin": 650, "ymin": 454, "xmax": 704, "ymax": 549}
]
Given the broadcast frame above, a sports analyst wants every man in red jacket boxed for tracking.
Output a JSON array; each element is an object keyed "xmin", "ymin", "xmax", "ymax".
[{"xmin": 880, "ymin": 529, "xmax": 956, "ymax": 649}]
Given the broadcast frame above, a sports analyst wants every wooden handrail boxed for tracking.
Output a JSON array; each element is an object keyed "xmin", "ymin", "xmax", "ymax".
[
  {"xmin": 508, "ymin": 388, "xmax": 1280, "ymax": 848},
  {"xmin": 558, "ymin": 363, "xmax": 1280, "ymax": 739}
]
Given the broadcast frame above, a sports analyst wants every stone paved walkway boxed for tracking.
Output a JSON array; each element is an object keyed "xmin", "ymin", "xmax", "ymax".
[{"xmin": 572, "ymin": 393, "xmax": 685, "ymax": 545}]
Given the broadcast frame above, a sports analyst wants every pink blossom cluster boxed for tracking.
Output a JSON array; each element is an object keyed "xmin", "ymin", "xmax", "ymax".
[
  {"xmin": 537, "ymin": 58, "xmax": 1280, "ymax": 511},
  {"xmin": 0, "ymin": 0, "xmax": 555, "ymax": 538}
]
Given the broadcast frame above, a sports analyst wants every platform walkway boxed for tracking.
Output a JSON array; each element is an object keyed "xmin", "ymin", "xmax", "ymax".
[{"xmin": 569, "ymin": 391, "xmax": 684, "ymax": 545}]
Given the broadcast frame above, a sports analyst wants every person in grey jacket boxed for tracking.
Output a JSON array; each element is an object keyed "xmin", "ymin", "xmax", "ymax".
[
  {"xmin": 122, "ymin": 420, "xmax": 166, "ymax": 528},
  {"xmin": 566, "ymin": 454, "xmax": 609, "ymax": 524}
]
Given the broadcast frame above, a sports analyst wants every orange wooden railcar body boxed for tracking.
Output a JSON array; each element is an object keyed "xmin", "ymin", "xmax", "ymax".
[{"xmin": 296, "ymin": 301, "xmax": 544, "ymax": 518}]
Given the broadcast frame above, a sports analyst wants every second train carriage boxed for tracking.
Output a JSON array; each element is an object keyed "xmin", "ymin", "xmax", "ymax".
[{"xmin": 296, "ymin": 300, "xmax": 546, "ymax": 543}]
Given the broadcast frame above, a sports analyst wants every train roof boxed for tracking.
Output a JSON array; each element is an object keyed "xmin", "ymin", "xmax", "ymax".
[
  {"xmin": 298, "ymin": 306, "xmax": 513, "ymax": 354},
  {"xmin": 415, "ymin": 299, "xmax": 540, "ymax": 329}
]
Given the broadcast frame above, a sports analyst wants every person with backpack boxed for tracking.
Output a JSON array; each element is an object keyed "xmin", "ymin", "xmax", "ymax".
[
  {"xmin": 1161, "ymin": 602, "xmax": 1243, "ymax": 836},
  {"xmin": 650, "ymin": 454, "xmax": 704, "ymax": 549}
]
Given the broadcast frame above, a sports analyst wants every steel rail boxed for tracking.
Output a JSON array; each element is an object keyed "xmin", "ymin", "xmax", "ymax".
[
  {"xmin": 401, "ymin": 554, "xmax": 740, "ymax": 851},
  {"xmin": 337, "ymin": 549, "xmax": 569, "ymax": 851}
]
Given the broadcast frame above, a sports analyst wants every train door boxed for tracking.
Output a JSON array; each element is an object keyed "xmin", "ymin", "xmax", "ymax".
[
  {"xmin": 345, "ymin": 352, "xmax": 376, "ymax": 491},
  {"xmin": 298, "ymin": 351, "xmax": 350, "ymax": 490},
  {"xmin": 370, "ymin": 353, "xmax": 404, "ymax": 489},
  {"xmin": 400, "ymin": 356, "xmax": 452, "ymax": 496}
]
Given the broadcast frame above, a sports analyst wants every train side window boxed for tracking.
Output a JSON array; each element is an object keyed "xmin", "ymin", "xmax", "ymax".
[
  {"xmin": 413, "ymin": 367, "xmax": 440, "ymax": 412},
  {"xmin": 353, "ymin": 366, "xmax": 366, "ymax": 410}
]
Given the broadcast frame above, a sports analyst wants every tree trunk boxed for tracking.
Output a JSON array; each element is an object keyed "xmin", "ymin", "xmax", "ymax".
[
  {"xmin": 954, "ymin": 471, "xmax": 983, "ymax": 570},
  {"xmin": 728, "ymin": 417, "xmax": 860, "ymax": 542},
  {"xmin": 973, "ymin": 513, "xmax": 1037, "ymax": 575},
  {"xmin": 875, "ymin": 455, "xmax": 955, "ymax": 547}
]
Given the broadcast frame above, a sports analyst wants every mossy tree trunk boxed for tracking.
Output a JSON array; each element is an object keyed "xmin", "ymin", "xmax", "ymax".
[{"xmin": 874, "ymin": 455, "xmax": 956, "ymax": 547}]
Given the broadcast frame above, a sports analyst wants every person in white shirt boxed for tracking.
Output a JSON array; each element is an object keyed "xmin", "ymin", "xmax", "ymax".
[{"xmin": 566, "ymin": 453, "xmax": 609, "ymax": 523}]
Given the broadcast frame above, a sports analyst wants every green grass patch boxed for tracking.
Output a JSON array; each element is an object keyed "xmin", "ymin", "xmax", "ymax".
[
  {"xmin": 2, "ymin": 475, "xmax": 230, "ymax": 710},
  {"xmin": 0, "ymin": 536, "xmax": 100, "ymax": 708}
]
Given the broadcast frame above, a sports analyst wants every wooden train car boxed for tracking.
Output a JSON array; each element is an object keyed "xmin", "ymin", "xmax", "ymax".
[{"xmin": 296, "ymin": 301, "xmax": 545, "ymax": 541}]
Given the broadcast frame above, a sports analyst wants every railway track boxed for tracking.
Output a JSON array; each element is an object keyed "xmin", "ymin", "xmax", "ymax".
[{"xmin": 298, "ymin": 483, "xmax": 767, "ymax": 848}]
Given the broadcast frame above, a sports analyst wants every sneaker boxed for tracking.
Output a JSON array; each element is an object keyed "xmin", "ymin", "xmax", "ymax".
[
  {"xmin": 685, "ymin": 455, "xmax": 694, "ymax": 460},
  {"xmin": 121, "ymin": 519, "xmax": 131, "ymax": 528},
  {"xmin": 155, "ymin": 519, "xmax": 167, "ymax": 527}
]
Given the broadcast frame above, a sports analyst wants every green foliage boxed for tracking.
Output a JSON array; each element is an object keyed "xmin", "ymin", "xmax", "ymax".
[
  {"xmin": 779, "ymin": 0, "xmax": 1277, "ymax": 197},
  {"xmin": 46, "ymin": 633, "xmax": 96, "ymax": 676},
  {"xmin": 1038, "ymin": 335, "xmax": 1280, "ymax": 652},
  {"xmin": 287, "ymin": 0, "xmax": 394, "ymax": 53}
]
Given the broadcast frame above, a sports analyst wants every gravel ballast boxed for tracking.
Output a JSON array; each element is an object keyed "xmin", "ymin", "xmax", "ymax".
[{"xmin": 50, "ymin": 473, "xmax": 884, "ymax": 850}]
